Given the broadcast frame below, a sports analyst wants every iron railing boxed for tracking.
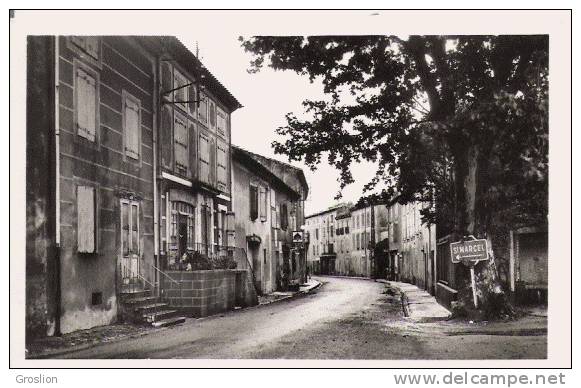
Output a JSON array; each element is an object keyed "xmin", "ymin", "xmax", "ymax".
[
  {"xmin": 150, "ymin": 263, "xmax": 183, "ymax": 308},
  {"xmin": 120, "ymin": 260, "xmax": 162, "ymax": 319}
]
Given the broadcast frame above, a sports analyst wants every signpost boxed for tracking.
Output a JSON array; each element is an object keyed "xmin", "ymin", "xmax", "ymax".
[
  {"xmin": 292, "ymin": 231, "xmax": 304, "ymax": 244},
  {"xmin": 450, "ymin": 237, "xmax": 489, "ymax": 308}
]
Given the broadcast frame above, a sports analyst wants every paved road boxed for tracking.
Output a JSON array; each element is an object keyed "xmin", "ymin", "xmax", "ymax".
[
  {"xmin": 56, "ymin": 276, "xmax": 546, "ymax": 359},
  {"xmin": 57, "ymin": 276, "xmax": 384, "ymax": 359}
]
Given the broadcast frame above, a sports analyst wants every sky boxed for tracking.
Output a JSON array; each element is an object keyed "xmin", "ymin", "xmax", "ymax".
[{"xmin": 180, "ymin": 34, "xmax": 378, "ymax": 216}]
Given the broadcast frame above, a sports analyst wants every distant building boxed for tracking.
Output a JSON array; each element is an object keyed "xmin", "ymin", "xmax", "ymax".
[
  {"xmin": 396, "ymin": 202, "xmax": 437, "ymax": 293},
  {"xmin": 304, "ymin": 203, "xmax": 349, "ymax": 275},
  {"xmin": 231, "ymin": 146, "xmax": 309, "ymax": 293},
  {"xmin": 305, "ymin": 200, "xmax": 436, "ymax": 287}
]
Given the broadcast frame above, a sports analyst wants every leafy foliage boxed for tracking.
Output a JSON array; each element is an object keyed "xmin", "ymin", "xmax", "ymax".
[{"xmin": 240, "ymin": 35, "xmax": 548, "ymax": 237}]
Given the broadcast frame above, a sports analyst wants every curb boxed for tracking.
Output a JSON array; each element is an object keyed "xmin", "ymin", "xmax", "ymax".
[
  {"xmin": 379, "ymin": 280, "xmax": 410, "ymax": 318},
  {"xmin": 257, "ymin": 280, "xmax": 323, "ymax": 307}
]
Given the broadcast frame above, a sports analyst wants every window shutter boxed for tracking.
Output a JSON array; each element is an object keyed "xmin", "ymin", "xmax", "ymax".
[
  {"xmin": 160, "ymin": 106, "xmax": 173, "ymax": 168},
  {"xmin": 76, "ymin": 72, "xmax": 88, "ymax": 138},
  {"xmin": 199, "ymin": 133, "xmax": 210, "ymax": 183},
  {"xmin": 76, "ymin": 68, "xmax": 96, "ymax": 142},
  {"xmin": 85, "ymin": 37, "xmax": 100, "ymax": 59},
  {"xmin": 209, "ymin": 100, "xmax": 216, "ymax": 129},
  {"xmin": 217, "ymin": 143, "xmax": 227, "ymax": 188},
  {"xmin": 188, "ymin": 84, "xmax": 196, "ymax": 116},
  {"xmin": 217, "ymin": 108, "xmax": 226, "ymax": 136},
  {"xmin": 259, "ymin": 187, "xmax": 267, "ymax": 222},
  {"xmin": 161, "ymin": 62, "xmax": 172, "ymax": 94},
  {"xmin": 84, "ymin": 74, "xmax": 96, "ymax": 141},
  {"xmin": 124, "ymin": 96, "xmax": 140, "ymax": 159},
  {"xmin": 209, "ymin": 137, "xmax": 216, "ymax": 185},
  {"xmin": 280, "ymin": 203, "xmax": 288, "ymax": 230},
  {"xmin": 71, "ymin": 36, "xmax": 86, "ymax": 49},
  {"xmin": 198, "ymin": 93, "xmax": 208, "ymax": 123},
  {"xmin": 77, "ymin": 186, "xmax": 96, "ymax": 253},
  {"xmin": 174, "ymin": 115, "xmax": 188, "ymax": 172},
  {"xmin": 173, "ymin": 70, "xmax": 187, "ymax": 110},
  {"xmin": 189, "ymin": 122, "xmax": 197, "ymax": 179}
]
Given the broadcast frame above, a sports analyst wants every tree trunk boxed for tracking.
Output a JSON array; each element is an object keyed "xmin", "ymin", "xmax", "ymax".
[{"xmin": 452, "ymin": 141, "xmax": 514, "ymax": 318}]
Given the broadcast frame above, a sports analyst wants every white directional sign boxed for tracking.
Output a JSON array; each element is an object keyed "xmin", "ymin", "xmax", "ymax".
[{"xmin": 450, "ymin": 239, "xmax": 489, "ymax": 264}]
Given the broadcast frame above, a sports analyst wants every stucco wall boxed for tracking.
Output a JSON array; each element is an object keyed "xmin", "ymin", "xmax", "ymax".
[
  {"xmin": 26, "ymin": 37, "xmax": 59, "ymax": 339},
  {"xmin": 56, "ymin": 36, "xmax": 155, "ymax": 333}
]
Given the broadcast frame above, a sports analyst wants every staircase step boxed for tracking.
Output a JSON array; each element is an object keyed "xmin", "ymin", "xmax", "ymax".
[
  {"xmin": 120, "ymin": 288, "xmax": 150, "ymax": 297},
  {"xmin": 134, "ymin": 302, "xmax": 167, "ymax": 313},
  {"xmin": 151, "ymin": 316, "xmax": 186, "ymax": 328},
  {"xmin": 142, "ymin": 309, "xmax": 179, "ymax": 323},
  {"xmin": 124, "ymin": 296, "xmax": 158, "ymax": 305}
]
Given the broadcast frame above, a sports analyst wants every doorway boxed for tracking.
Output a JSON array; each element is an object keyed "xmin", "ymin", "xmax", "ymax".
[{"xmin": 178, "ymin": 214, "xmax": 188, "ymax": 263}]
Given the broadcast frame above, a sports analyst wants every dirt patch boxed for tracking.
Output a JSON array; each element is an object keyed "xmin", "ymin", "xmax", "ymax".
[{"xmin": 26, "ymin": 323, "xmax": 160, "ymax": 359}]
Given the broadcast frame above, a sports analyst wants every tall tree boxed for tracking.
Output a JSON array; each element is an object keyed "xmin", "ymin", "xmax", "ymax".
[{"xmin": 241, "ymin": 35, "xmax": 548, "ymax": 314}]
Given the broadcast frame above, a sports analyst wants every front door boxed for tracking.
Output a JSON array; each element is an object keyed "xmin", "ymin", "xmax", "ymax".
[{"xmin": 121, "ymin": 199, "xmax": 140, "ymax": 284}]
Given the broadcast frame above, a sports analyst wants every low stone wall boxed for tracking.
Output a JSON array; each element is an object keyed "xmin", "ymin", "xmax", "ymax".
[
  {"xmin": 435, "ymin": 281, "xmax": 458, "ymax": 310},
  {"xmin": 161, "ymin": 269, "xmax": 258, "ymax": 317}
]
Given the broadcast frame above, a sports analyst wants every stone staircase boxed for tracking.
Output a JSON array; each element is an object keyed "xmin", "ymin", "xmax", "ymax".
[{"xmin": 119, "ymin": 286, "xmax": 186, "ymax": 328}]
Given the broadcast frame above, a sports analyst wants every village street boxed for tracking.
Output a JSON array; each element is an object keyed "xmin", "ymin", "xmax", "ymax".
[{"xmin": 45, "ymin": 277, "xmax": 546, "ymax": 360}]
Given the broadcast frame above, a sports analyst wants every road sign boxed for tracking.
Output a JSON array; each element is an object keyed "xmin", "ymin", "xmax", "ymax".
[
  {"xmin": 450, "ymin": 238, "xmax": 489, "ymax": 264},
  {"xmin": 292, "ymin": 231, "xmax": 304, "ymax": 243}
]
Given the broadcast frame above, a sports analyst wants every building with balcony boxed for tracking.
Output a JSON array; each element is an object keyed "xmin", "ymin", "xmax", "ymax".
[{"xmin": 25, "ymin": 35, "xmax": 243, "ymax": 338}]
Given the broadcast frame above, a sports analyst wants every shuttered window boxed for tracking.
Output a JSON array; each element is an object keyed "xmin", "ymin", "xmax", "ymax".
[
  {"xmin": 249, "ymin": 185, "xmax": 258, "ymax": 221},
  {"xmin": 123, "ymin": 92, "xmax": 140, "ymax": 160},
  {"xmin": 77, "ymin": 186, "xmax": 96, "ymax": 253},
  {"xmin": 217, "ymin": 107, "xmax": 227, "ymax": 137},
  {"xmin": 199, "ymin": 133, "xmax": 210, "ymax": 183},
  {"xmin": 76, "ymin": 67, "xmax": 97, "ymax": 142},
  {"xmin": 174, "ymin": 114, "xmax": 189, "ymax": 174},
  {"xmin": 217, "ymin": 142, "xmax": 228, "ymax": 188}
]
